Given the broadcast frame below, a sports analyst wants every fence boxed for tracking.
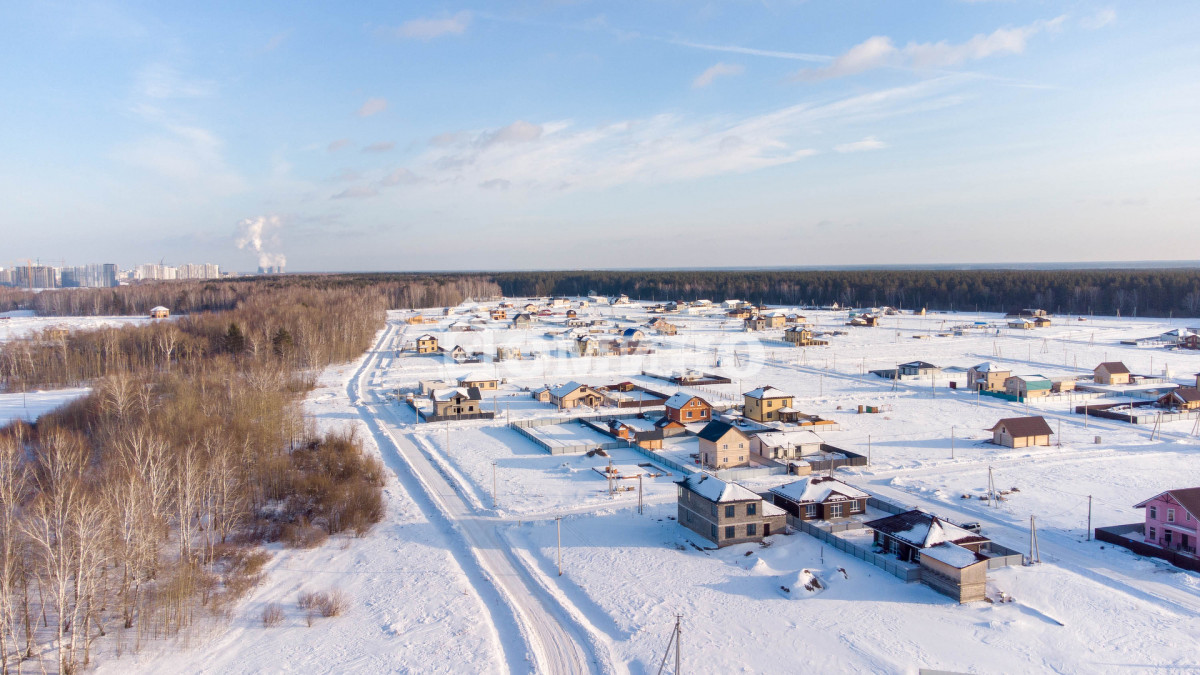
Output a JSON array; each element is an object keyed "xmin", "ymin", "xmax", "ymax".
[
  {"xmin": 510, "ymin": 421, "xmax": 630, "ymax": 456},
  {"xmin": 804, "ymin": 445, "xmax": 869, "ymax": 473},
  {"xmin": 864, "ymin": 496, "xmax": 1024, "ymax": 569},
  {"xmin": 794, "ymin": 519, "xmax": 921, "ymax": 582},
  {"xmin": 1095, "ymin": 523, "xmax": 1200, "ymax": 572}
]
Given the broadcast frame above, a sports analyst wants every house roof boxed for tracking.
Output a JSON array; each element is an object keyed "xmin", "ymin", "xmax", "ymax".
[
  {"xmin": 677, "ymin": 473, "xmax": 760, "ymax": 503},
  {"xmin": 418, "ymin": 334, "xmax": 436, "ymax": 341},
  {"xmin": 769, "ymin": 477, "xmax": 868, "ymax": 505},
  {"xmin": 622, "ymin": 328, "xmax": 644, "ymax": 337},
  {"xmin": 458, "ymin": 372, "xmax": 496, "ymax": 383},
  {"xmin": 696, "ymin": 420, "xmax": 745, "ymax": 443},
  {"xmin": 970, "ymin": 362, "xmax": 1008, "ymax": 373},
  {"xmin": 900, "ymin": 361, "xmax": 938, "ymax": 369},
  {"xmin": 986, "ymin": 416, "xmax": 1053, "ymax": 437},
  {"xmin": 744, "ymin": 385, "xmax": 793, "ymax": 400},
  {"xmin": 431, "ymin": 387, "xmax": 482, "ymax": 402},
  {"xmin": 1134, "ymin": 488, "xmax": 1200, "ymax": 520},
  {"xmin": 1096, "ymin": 361, "xmax": 1131, "ymax": 374},
  {"xmin": 754, "ymin": 429, "xmax": 824, "ymax": 448},
  {"xmin": 920, "ymin": 542, "xmax": 984, "ymax": 569},
  {"xmin": 550, "ymin": 381, "xmax": 588, "ymax": 398},
  {"xmin": 1168, "ymin": 387, "xmax": 1200, "ymax": 403},
  {"xmin": 863, "ymin": 510, "xmax": 988, "ymax": 548},
  {"xmin": 150, "ymin": 305, "xmax": 169, "ymax": 312},
  {"xmin": 665, "ymin": 392, "xmax": 707, "ymax": 409}
]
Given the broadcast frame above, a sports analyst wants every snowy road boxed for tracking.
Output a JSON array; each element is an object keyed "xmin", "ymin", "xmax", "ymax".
[{"xmin": 351, "ymin": 321, "xmax": 606, "ymax": 674}]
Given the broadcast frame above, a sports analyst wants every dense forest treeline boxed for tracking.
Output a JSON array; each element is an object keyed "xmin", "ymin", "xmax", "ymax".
[
  {"xmin": 3, "ymin": 268, "xmax": 1195, "ymax": 319},
  {"xmin": 490, "ymin": 269, "xmax": 1200, "ymax": 318}
]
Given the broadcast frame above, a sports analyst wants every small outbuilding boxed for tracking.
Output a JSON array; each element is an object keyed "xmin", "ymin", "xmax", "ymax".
[
  {"xmin": 1094, "ymin": 362, "xmax": 1132, "ymax": 385},
  {"xmin": 149, "ymin": 306, "xmax": 170, "ymax": 319},
  {"xmin": 986, "ymin": 416, "xmax": 1053, "ymax": 448}
]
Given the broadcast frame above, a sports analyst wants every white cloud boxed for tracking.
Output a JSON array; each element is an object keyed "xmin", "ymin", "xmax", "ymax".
[
  {"xmin": 834, "ymin": 136, "xmax": 888, "ymax": 153},
  {"xmin": 380, "ymin": 168, "xmax": 421, "ymax": 186},
  {"xmin": 363, "ymin": 141, "xmax": 395, "ymax": 152},
  {"xmin": 404, "ymin": 78, "xmax": 958, "ymax": 195},
  {"xmin": 669, "ymin": 39, "xmax": 830, "ymax": 63},
  {"xmin": 795, "ymin": 17, "xmax": 1064, "ymax": 80},
  {"xmin": 388, "ymin": 11, "xmax": 471, "ymax": 40},
  {"xmin": 136, "ymin": 64, "xmax": 215, "ymax": 99},
  {"xmin": 331, "ymin": 186, "xmax": 379, "ymax": 200},
  {"xmin": 1081, "ymin": 8, "xmax": 1116, "ymax": 30},
  {"xmin": 113, "ymin": 123, "xmax": 244, "ymax": 195},
  {"xmin": 358, "ymin": 97, "xmax": 388, "ymax": 117},
  {"xmin": 328, "ymin": 139, "xmax": 352, "ymax": 152},
  {"xmin": 693, "ymin": 62, "xmax": 744, "ymax": 88}
]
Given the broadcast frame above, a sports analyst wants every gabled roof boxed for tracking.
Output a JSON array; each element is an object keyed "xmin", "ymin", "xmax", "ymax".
[
  {"xmin": 458, "ymin": 372, "xmax": 496, "ymax": 383},
  {"xmin": 769, "ymin": 477, "xmax": 868, "ymax": 505},
  {"xmin": 754, "ymin": 429, "xmax": 824, "ymax": 448},
  {"xmin": 665, "ymin": 392, "xmax": 708, "ymax": 409},
  {"xmin": 900, "ymin": 361, "xmax": 938, "ymax": 369},
  {"xmin": 1167, "ymin": 387, "xmax": 1200, "ymax": 403},
  {"xmin": 986, "ymin": 416, "xmax": 1053, "ymax": 437},
  {"xmin": 418, "ymin": 334, "xmax": 437, "ymax": 341},
  {"xmin": 150, "ymin": 305, "xmax": 169, "ymax": 312},
  {"xmin": 744, "ymin": 385, "xmax": 793, "ymax": 400},
  {"xmin": 677, "ymin": 473, "xmax": 760, "ymax": 503},
  {"xmin": 1134, "ymin": 488, "xmax": 1200, "ymax": 520},
  {"xmin": 432, "ymin": 387, "xmax": 481, "ymax": 402},
  {"xmin": 550, "ymin": 381, "xmax": 589, "ymax": 398},
  {"xmin": 864, "ymin": 510, "xmax": 988, "ymax": 548},
  {"xmin": 1096, "ymin": 361, "xmax": 1131, "ymax": 374},
  {"xmin": 696, "ymin": 420, "xmax": 745, "ymax": 443},
  {"xmin": 970, "ymin": 362, "xmax": 1008, "ymax": 373}
]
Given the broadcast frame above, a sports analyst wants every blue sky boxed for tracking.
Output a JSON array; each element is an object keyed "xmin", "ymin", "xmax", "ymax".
[{"xmin": 2, "ymin": 1, "xmax": 1197, "ymax": 272}]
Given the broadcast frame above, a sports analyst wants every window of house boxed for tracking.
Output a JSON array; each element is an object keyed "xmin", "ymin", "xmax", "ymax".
[
  {"xmin": 1166, "ymin": 531, "xmax": 1174, "ymax": 546},
  {"xmin": 738, "ymin": 456, "xmax": 744, "ymax": 462},
  {"xmin": 746, "ymin": 523, "xmax": 757, "ymax": 537},
  {"xmin": 830, "ymin": 504, "xmax": 843, "ymax": 518},
  {"xmin": 725, "ymin": 505, "xmax": 735, "ymax": 518},
  {"xmin": 805, "ymin": 504, "xmax": 817, "ymax": 518},
  {"xmin": 1168, "ymin": 508, "xmax": 1176, "ymax": 522},
  {"xmin": 686, "ymin": 511, "xmax": 692, "ymax": 522},
  {"xmin": 710, "ymin": 504, "xmax": 717, "ymax": 517},
  {"xmin": 725, "ymin": 526, "xmax": 735, "ymax": 539},
  {"xmin": 747, "ymin": 503, "xmax": 757, "ymax": 516},
  {"xmin": 1150, "ymin": 506, "xmax": 1158, "ymax": 519},
  {"xmin": 722, "ymin": 443, "xmax": 728, "ymax": 450},
  {"xmin": 686, "ymin": 410, "xmax": 692, "ymax": 418},
  {"xmin": 711, "ymin": 524, "xmax": 717, "ymax": 538},
  {"xmin": 1149, "ymin": 527, "xmax": 1156, "ymax": 540}
]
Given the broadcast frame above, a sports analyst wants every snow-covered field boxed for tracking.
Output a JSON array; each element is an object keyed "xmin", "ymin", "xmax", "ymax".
[{"xmin": 100, "ymin": 299, "xmax": 1200, "ymax": 673}]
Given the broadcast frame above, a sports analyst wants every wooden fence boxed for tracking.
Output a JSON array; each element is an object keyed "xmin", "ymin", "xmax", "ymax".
[{"xmin": 1095, "ymin": 523, "xmax": 1200, "ymax": 572}]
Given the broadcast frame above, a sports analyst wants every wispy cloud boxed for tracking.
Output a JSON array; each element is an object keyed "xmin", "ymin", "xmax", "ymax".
[
  {"xmin": 834, "ymin": 136, "xmax": 887, "ymax": 153},
  {"xmin": 668, "ymin": 38, "xmax": 830, "ymax": 63},
  {"xmin": 693, "ymin": 62, "xmax": 744, "ymax": 88},
  {"xmin": 363, "ymin": 141, "xmax": 395, "ymax": 153},
  {"xmin": 328, "ymin": 139, "xmax": 352, "ymax": 152},
  {"xmin": 262, "ymin": 30, "xmax": 291, "ymax": 52},
  {"xmin": 794, "ymin": 17, "xmax": 1065, "ymax": 81},
  {"xmin": 331, "ymin": 185, "xmax": 379, "ymax": 200},
  {"xmin": 136, "ymin": 64, "xmax": 215, "ymax": 99},
  {"xmin": 404, "ymin": 78, "xmax": 959, "ymax": 194},
  {"xmin": 380, "ymin": 168, "xmax": 422, "ymax": 186},
  {"xmin": 358, "ymin": 97, "xmax": 388, "ymax": 117},
  {"xmin": 1081, "ymin": 8, "xmax": 1116, "ymax": 30},
  {"xmin": 386, "ymin": 11, "xmax": 472, "ymax": 40}
]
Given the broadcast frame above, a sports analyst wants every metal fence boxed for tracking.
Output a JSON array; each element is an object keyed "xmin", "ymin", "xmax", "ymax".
[
  {"xmin": 509, "ymin": 421, "xmax": 630, "ymax": 456},
  {"xmin": 1095, "ymin": 523, "xmax": 1200, "ymax": 572},
  {"xmin": 794, "ymin": 519, "xmax": 921, "ymax": 582}
]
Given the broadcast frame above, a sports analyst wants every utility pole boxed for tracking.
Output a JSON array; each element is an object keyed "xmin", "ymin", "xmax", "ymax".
[
  {"xmin": 987, "ymin": 466, "xmax": 996, "ymax": 507},
  {"xmin": 1087, "ymin": 496, "xmax": 1093, "ymax": 541},
  {"xmin": 556, "ymin": 515, "xmax": 563, "ymax": 576},
  {"xmin": 492, "ymin": 461, "xmax": 498, "ymax": 508},
  {"xmin": 950, "ymin": 427, "xmax": 955, "ymax": 459},
  {"xmin": 638, "ymin": 473, "xmax": 644, "ymax": 515},
  {"xmin": 1029, "ymin": 515, "xmax": 1041, "ymax": 564},
  {"xmin": 867, "ymin": 435, "xmax": 871, "ymax": 465},
  {"xmin": 658, "ymin": 614, "xmax": 682, "ymax": 675}
]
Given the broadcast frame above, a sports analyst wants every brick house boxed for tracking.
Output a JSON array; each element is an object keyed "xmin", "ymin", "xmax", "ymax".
[
  {"xmin": 431, "ymin": 387, "xmax": 483, "ymax": 418},
  {"xmin": 742, "ymin": 386, "xmax": 795, "ymax": 423},
  {"xmin": 769, "ymin": 477, "xmax": 868, "ymax": 522},
  {"xmin": 783, "ymin": 327, "xmax": 827, "ymax": 346},
  {"xmin": 1094, "ymin": 361, "xmax": 1132, "ymax": 385},
  {"xmin": 1135, "ymin": 488, "xmax": 1200, "ymax": 556},
  {"xmin": 676, "ymin": 473, "xmax": 787, "ymax": 548},
  {"xmin": 1004, "ymin": 374, "xmax": 1052, "ymax": 399},
  {"xmin": 697, "ymin": 421, "xmax": 751, "ymax": 469},
  {"xmin": 967, "ymin": 363, "xmax": 1011, "ymax": 392},
  {"xmin": 664, "ymin": 393, "xmax": 712, "ymax": 425},
  {"xmin": 549, "ymin": 381, "xmax": 604, "ymax": 409},
  {"xmin": 986, "ymin": 416, "xmax": 1053, "ymax": 448}
]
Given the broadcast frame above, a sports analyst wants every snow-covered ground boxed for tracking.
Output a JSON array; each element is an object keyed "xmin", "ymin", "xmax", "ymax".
[
  {"xmin": 0, "ymin": 388, "xmax": 90, "ymax": 426},
  {"xmin": 100, "ymin": 300, "xmax": 1200, "ymax": 673},
  {"xmin": 0, "ymin": 309, "xmax": 152, "ymax": 341}
]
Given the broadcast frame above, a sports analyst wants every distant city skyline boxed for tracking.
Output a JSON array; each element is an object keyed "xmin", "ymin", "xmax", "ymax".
[{"xmin": 3, "ymin": 2, "xmax": 1197, "ymax": 272}]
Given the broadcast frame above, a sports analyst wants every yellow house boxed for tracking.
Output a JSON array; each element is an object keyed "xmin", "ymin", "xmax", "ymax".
[
  {"xmin": 416, "ymin": 334, "xmax": 439, "ymax": 354},
  {"xmin": 697, "ymin": 421, "xmax": 751, "ymax": 469},
  {"xmin": 743, "ymin": 386, "xmax": 795, "ymax": 423},
  {"xmin": 149, "ymin": 305, "xmax": 170, "ymax": 319},
  {"xmin": 1094, "ymin": 362, "xmax": 1131, "ymax": 385},
  {"xmin": 458, "ymin": 373, "xmax": 498, "ymax": 390}
]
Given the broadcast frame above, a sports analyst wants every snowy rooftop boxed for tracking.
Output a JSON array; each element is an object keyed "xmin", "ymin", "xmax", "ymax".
[
  {"xmin": 754, "ymin": 429, "xmax": 824, "ymax": 448},
  {"xmin": 679, "ymin": 473, "xmax": 761, "ymax": 503},
  {"xmin": 920, "ymin": 542, "xmax": 983, "ymax": 568},
  {"xmin": 665, "ymin": 392, "xmax": 702, "ymax": 409},
  {"xmin": 769, "ymin": 477, "xmax": 868, "ymax": 504},
  {"xmin": 744, "ymin": 386, "xmax": 793, "ymax": 400},
  {"xmin": 550, "ymin": 381, "xmax": 586, "ymax": 398}
]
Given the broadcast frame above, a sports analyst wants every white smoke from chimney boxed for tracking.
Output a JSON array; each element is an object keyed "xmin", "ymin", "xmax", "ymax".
[{"xmin": 234, "ymin": 215, "xmax": 287, "ymax": 270}]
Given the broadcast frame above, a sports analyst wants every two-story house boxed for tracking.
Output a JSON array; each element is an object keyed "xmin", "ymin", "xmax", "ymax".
[{"xmin": 676, "ymin": 473, "xmax": 786, "ymax": 547}]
